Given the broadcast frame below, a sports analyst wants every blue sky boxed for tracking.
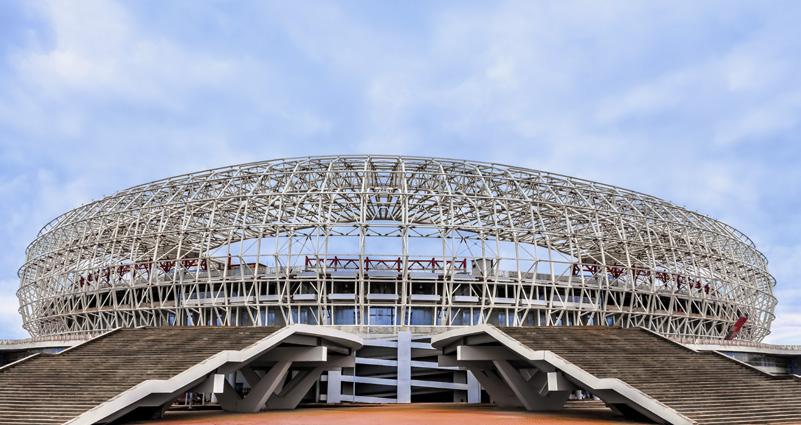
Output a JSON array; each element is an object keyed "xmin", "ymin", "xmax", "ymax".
[{"xmin": 0, "ymin": 1, "xmax": 800, "ymax": 342}]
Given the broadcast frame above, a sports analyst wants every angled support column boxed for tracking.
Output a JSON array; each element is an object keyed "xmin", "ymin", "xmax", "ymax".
[
  {"xmin": 464, "ymin": 364, "xmax": 521, "ymax": 407},
  {"xmin": 493, "ymin": 360, "xmax": 570, "ymax": 411},
  {"xmin": 267, "ymin": 366, "xmax": 326, "ymax": 409},
  {"xmin": 267, "ymin": 354, "xmax": 355, "ymax": 409},
  {"xmin": 239, "ymin": 366, "xmax": 262, "ymax": 388},
  {"xmin": 218, "ymin": 361, "xmax": 292, "ymax": 412}
]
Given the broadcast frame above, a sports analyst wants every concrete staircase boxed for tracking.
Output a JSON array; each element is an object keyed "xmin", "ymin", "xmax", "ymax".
[
  {"xmin": 0, "ymin": 327, "xmax": 277, "ymax": 425},
  {"xmin": 499, "ymin": 327, "xmax": 801, "ymax": 425}
]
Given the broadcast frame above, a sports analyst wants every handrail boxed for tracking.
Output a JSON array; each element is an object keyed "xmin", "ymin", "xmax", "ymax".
[
  {"xmin": 0, "ymin": 332, "xmax": 100, "ymax": 346},
  {"xmin": 674, "ymin": 337, "xmax": 801, "ymax": 351}
]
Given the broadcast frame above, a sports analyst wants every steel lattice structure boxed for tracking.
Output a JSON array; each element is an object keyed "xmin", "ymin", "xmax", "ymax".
[{"xmin": 17, "ymin": 155, "xmax": 776, "ymax": 341}]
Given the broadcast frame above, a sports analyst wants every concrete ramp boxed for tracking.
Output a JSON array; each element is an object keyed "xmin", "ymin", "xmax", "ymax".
[
  {"xmin": 432, "ymin": 326, "xmax": 801, "ymax": 425},
  {"xmin": 0, "ymin": 325, "xmax": 361, "ymax": 425}
]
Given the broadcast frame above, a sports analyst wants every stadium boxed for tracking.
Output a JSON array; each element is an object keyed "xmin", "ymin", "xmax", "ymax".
[{"xmin": 2, "ymin": 155, "xmax": 800, "ymax": 425}]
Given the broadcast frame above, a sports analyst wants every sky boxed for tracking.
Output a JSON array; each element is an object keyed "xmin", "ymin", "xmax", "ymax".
[{"xmin": 0, "ymin": 0, "xmax": 800, "ymax": 343}]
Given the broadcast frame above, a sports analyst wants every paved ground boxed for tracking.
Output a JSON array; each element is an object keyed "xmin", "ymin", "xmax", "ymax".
[{"xmin": 136, "ymin": 403, "xmax": 650, "ymax": 425}]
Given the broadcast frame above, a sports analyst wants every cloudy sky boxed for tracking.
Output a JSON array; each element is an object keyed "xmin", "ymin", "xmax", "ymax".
[{"xmin": 1, "ymin": 1, "xmax": 799, "ymax": 342}]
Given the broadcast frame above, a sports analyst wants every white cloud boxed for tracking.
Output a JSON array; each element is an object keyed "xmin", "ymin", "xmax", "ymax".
[
  {"xmin": 764, "ymin": 312, "xmax": 801, "ymax": 345},
  {"xmin": 0, "ymin": 0, "xmax": 800, "ymax": 342},
  {"xmin": 14, "ymin": 0, "xmax": 235, "ymax": 107},
  {"xmin": 0, "ymin": 281, "xmax": 26, "ymax": 339}
]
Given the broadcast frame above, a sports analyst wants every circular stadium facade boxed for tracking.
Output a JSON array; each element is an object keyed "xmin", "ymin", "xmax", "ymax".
[{"xmin": 17, "ymin": 155, "xmax": 777, "ymax": 341}]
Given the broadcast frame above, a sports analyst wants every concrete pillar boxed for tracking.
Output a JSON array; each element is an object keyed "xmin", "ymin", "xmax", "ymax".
[
  {"xmin": 267, "ymin": 366, "xmax": 326, "ymax": 410},
  {"xmin": 239, "ymin": 366, "xmax": 262, "ymax": 388},
  {"xmin": 467, "ymin": 370, "xmax": 481, "ymax": 404},
  {"xmin": 397, "ymin": 331, "xmax": 412, "ymax": 403},
  {"xmin": 218, "ymin": 361, "xmax": 291, "ymax": 412},
  {"xmin": 493, "ymin": 360, "xmax": 570, "ymax": 411},
  {"xmin": 326, "ymin": 369, "xmax": 342, "ymax": 404},
  {"xmin": 466, "ymin": 366, "xmax": 521, "ymax": 408},
  {"xmin": 452, "ymin": 370, "xmax": 467, "ymax": 403}
]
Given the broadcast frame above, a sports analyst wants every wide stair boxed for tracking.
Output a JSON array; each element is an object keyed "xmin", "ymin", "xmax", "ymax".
[
  {"xmin": 0, "ymin": 327, "xmax": 277, "ymax": 425},
  {"xmin": 499, "ymin": 327, "xmax": 801, "ymax": 425}
]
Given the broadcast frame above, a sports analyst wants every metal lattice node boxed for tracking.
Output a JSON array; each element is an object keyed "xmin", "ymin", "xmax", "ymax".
[{"xmin": 17, "ymin": 155, "xmax": 777, "ymax": 341}]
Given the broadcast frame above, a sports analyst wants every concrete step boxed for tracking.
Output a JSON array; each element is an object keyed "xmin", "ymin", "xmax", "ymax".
[
  {"xmin": 498, "ymin": 326, "xmax": 801, "ymax": 425},
  {"xmin": 0, "ymin": 326, "xmax": 278, "ymax": 425}
]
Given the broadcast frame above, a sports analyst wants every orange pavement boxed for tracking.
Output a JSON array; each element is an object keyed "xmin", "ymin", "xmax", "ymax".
[{"xmin": 137, "ymin": 404, "xmax": 649, "ymax": 425}]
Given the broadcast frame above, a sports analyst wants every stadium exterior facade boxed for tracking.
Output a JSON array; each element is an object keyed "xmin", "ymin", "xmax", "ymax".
[
  {"xmin": 18, "ymin": 155, "xmax": 775, "ymax": 341},
  {"xmin": 7, "ymin": 155, "xmax": 801, "ymax": 425}
]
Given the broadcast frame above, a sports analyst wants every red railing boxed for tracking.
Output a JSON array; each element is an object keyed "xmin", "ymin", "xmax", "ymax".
[
  {"xmin": 71, "ymin": 255, "xmax": 471, "ymax": 288},
  {"xmin": 725, "ymin": 315, "xmax": 749, "ymax": 340},
  {"xmin": 74, "ymin": 258, "xmax": 212, "ymax": 288},
  {"xmin": 304, "ymin": 256, "xmax": 468, "ymax": 272},
  {"xmin": 571, "ymin": 263, "xmax": 711, "ymax": 293}
]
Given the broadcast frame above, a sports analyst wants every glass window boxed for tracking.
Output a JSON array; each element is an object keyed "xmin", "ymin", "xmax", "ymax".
[
  {"xmin": 238, "ymin": 309, "xmax": 252, "ymax": 326},
  {"xmin": 263, "ymin": 308, "xmax": 285, "ymax": 326},
  {"xmin": 370, "ymin": 281, "xmax": 395, "ymax": 294},
  {"xmin": 488, "ymin": 310, "xmax": 508, "ymax": 326},
  {"xmin": 369, "ymin": 307, "xmax": 395, "ymax": 325},
  {"xmin": 520, "ymin": 311, "xmax": 536, "ymax": 326},
  {"xmin": 410, "ymin": 307, "xmax": 433, "ymax": 325},
  {"xmin": 292, "ymin": 306, "xmax": 317, "ymax": 324},
  {"xmin": 334, "ymin": 307, "xmax": 357, "ymax": 325},
  {"xmin": 451, "ymin": 309, "xmax": 475, "ymax": 326}
]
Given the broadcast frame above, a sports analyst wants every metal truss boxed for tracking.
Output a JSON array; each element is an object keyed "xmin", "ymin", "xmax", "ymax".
[{"xmin": 17, "ymin": 155, "xmax": 777, "ymax": 341}]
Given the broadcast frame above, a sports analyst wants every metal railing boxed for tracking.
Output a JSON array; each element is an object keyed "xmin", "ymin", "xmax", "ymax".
[
  {"xmin": 674, "ymin": 337, "xmax": 801, "ymax": 351},
  {"xmin": 0, "ymin": 331, "xmax": 100, "ymax": 346}
]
